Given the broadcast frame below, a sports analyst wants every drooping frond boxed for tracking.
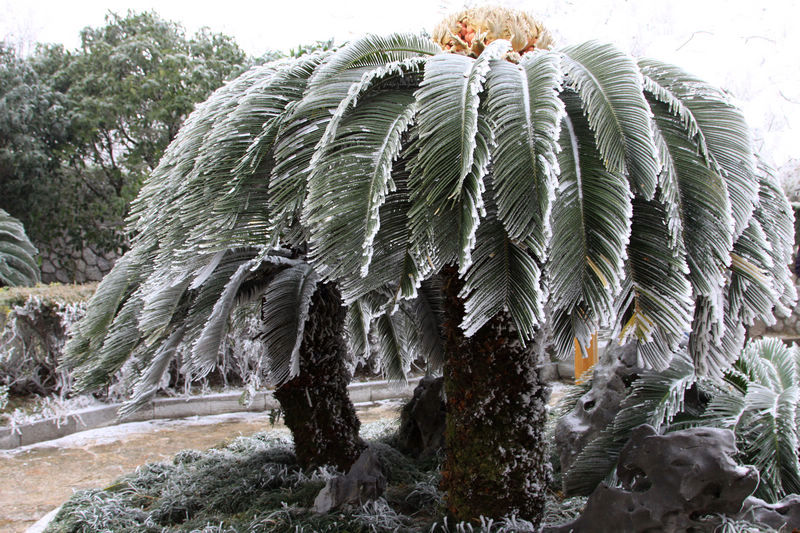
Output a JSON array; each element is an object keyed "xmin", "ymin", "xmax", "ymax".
[
  {"xmin": 73, "ymin": 292, "xmax": 146, "ymax": 392},
  {"xmin": 639, "ymin": 58, "xmax": 758, "ymax": 239},
  {"xmin": 62, "ymin": 245, "xmax": 152, "ymax": 369},
  {"xmin": 483, "ymin": 50, "xmax": 562, "ymax": 257},
  {"xmin": 408, "ymin": 41, "xmax": 509, "ymax": 274},
  {"xmin": 399, "ymin": 279, "xmax": 445, "ymax": 372},
  {"xmin": 728, "ymin": 218, "xmax": 778, "ymax": 327},
  {"xmin": 689, "ymin": 294, "xmax": 745, "ymax": 378},
  {"xmin": 459, "ymin": 183, "xmax": 544, "ymax": 340},
  {"xmin": 560, "ymin": 41, "xmax": 660, "ymax": 200},
  {"xmin": 120, "ymin": 325, "xmax": 185, "ymax": 416},
  {"xmin": 619, "ymin": 197, "xmax": 693, "ymax": 361},
  {"xmin": 307, "ymin": 33, "xmax": 439, "ymax": 91},
  {"xmin": 753, "ymin": 162, "xmax": 797, "ymax": 316},
  {"xmin": 0, "ymin": 209, "xmax": 39, "ymax": 287},
  {"xmin": 373, "ymin": 307, "xmax": 410, "ymax": 383},
  {"xmin": 345, "ymin": 297, "xmax": 373, "ymax": 362},
  {"xmin": 648, "ymin": 94, "xmax": 733, "ymax": 320},
  {"xmin": 548, "ymin": 94, "xmax": 632, "ymax": 359},
  {"xmin": 336, "ymin": 152, "xmax": 422, "ymax": 304},
  {"xmin": 304, "ymin": 91, "xmax": 417, "ymax": 280},
  {"xmin": 261, "ymin": 263, "xmax": 320, "ymax": 385},
  {"xmin": 188, "ymin": 257, "xmax": 261, "ymax": 378}
]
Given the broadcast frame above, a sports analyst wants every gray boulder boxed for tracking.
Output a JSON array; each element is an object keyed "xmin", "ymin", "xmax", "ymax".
[
  {"xmin": 555, "ymin": 341, "xmax": 640, "ymax": 474},
  {"xmin": 312, "ymin": 447, "xmax": 387, "ymax": 513},
  {"xmin": 548, "ymin": 425, "xmax": 759, "ymax": 533},
  {"xmin": 396, "ymin": 376, "xmax": 445, "ymax": 459}
]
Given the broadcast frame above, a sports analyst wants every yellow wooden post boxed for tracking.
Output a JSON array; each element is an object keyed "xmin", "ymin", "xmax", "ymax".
[{"xmin": 573, "ymin": 332, "xmax": 598, "ymax": 384}]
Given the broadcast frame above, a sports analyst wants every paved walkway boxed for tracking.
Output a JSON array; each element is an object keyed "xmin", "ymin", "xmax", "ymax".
[{"xmin": 0, "ymin": 400, "xmax": 403, "ymax": 533}]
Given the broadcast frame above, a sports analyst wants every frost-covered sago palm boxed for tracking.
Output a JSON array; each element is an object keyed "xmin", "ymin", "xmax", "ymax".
[{"xmin": 64, "ymin": 5, "xmax": 795, "ymax": 527}]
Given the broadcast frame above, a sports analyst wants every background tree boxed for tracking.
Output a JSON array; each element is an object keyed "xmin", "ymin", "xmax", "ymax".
[{"xmin": 0, "ymin": 11, "xmax": 248, "ymax": 258}]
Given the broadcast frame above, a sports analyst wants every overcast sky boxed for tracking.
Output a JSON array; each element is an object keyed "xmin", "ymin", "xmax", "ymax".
[{"xmin": 2, "ymin": 0, "xmax": 799, "ymax": 169}]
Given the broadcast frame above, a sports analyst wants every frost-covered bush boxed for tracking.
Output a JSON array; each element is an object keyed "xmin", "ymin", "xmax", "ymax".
[{"xmin": 0, "ymin": 295, "xmax": 86, "ymax": 396}]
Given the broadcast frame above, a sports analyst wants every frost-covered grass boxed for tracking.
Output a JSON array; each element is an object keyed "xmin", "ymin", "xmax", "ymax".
[{"xmin": 43, "ymin": 418, "xmax": 592, "ymax": 533}]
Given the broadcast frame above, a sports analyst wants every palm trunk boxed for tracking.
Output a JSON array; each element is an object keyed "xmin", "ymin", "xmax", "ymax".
[
  {"xmin": 440, "ymin": 266, "xmax": 551, "ymax": 525},
  {"xmin": 273, "ymin": 282, "xmax": 366, "ymax": 471}
]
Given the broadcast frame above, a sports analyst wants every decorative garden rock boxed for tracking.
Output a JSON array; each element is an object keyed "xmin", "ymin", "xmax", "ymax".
[
  {"xmin": 547, "ymin": 425, "xmax": 759, "ymax": 533},
  {"xmin": 735, "ymin": 494, "xmax": 800, "ymax": 530},
  {"xmin": 396, "ymin": 376, "xmax": 446, "ymax": 458},
  {"xmin": 312, "ymin": 447, "xmax": 387, "ymax": 513},
  {"xmin": 555, "ymin": 341, "xmax": 640, "ymax": 473}
]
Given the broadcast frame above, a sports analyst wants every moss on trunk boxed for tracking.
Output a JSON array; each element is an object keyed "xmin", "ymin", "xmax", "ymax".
[
  {"xmin": 440, "ymin": 266, "xmax": 551, "ymax": 525},
  {"xmin": 273, "ymin": 282, "xmax": 366, "ymax": 472}
]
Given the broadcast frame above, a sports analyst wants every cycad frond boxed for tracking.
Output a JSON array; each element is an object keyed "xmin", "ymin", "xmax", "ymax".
[
  {"xmin": 620, "ymin": 196, "xmax": 693, "ymax": 356},
  {"xmin": 408, "ymin": 41, "xmax": 509, "ymax": 274},
  {"xmin": 639, "ymin": 58, "xmax": 758, "ymax": 239},
  {"xmin": 307, "ymin": 33, "xmax": 439, "ymax": 90},
  {"xmin": 261, "ymin": 262, "xmax": 321, "ymax": 385},
  {"xmin": 399, "ymin": 279, "xmax": 445, "ymax": 372},
  {"xmin": 188, "ymin": 257, "xmax": 261, "ymax": 378},
  {"xmin": 483, "ymin": 50, "xmax": 562, "ymax": 254},
  {"xmin": 373, "ymin": 307, "xmax": 410, "ymax": 383},
  {"xmin": 548, "ymin": 94, "xmax": 632, "ymax": 358},
  {"xmin": 753, "ymin": 162, "xmax": 797, "ymax": 316},
  {"xmin": 560, "ymin": 41, "xmax": 660, "ymax": 200},
  {"xmin": 304, "ymin": 91, "xmax": 416, "ymax": 280},
  {"xmin": 0, "ymin": 209, "xmax": 39, "ymax": 287},
  {"xmin": 459, "ymin": 183, "xmax": 544, "ymax": 340}
]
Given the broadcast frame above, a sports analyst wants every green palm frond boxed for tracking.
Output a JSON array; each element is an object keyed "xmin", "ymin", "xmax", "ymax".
[
  {"xmin": 740, "ymin": 384, "xmax": 800, "ymax": 500},
  {"xmin": 304, "ymin": 91, "xmax": 417, "ymax": 281},
  {"xmin": 548, "ymin": 93, "xmax": 632, "ymax": 359},
  {"xmin": 188, "ymin": 257, "xmax": 261, "ymax": 378},
  {"xmin": 336, "ymin": 148, "xmax": 422, "ymax": 304},
  {"xmin": 459, "ymin": 182, "xmax": 544, "ymax": 340},
  {"xmin": 560, "ymin": 41, "xmax": 660, "ymax": 200},
  {"xmin": 264, "ymin": 52, "xmax": 336, "ymax": 247},
  {"xmin": 639, "ymin": 58, "xmax": 758, "ymax": 239},
  {"xmin": 373, "ymin": 307, "xmax": 410, "ymax": 383},
  {"xmin": 261, "ymin": 262, "xmax": 321, "ymax": 385},
  {"xmin": 120, "ymin": 325, "xmax": 186, "ymax": 417},
  {"xmin": 620, "ymin": 196, "xmax": 693, "ymax": 359},
  {"xmin": 399, "ymin": 279, "xmax": 445, "ymax": 372},
  {"xmin": 753, "ymin": 162, "xmax": 797, "ymax": 316},
  {"xmin": 483, "ymin": 50, "xmax": 562, "ymax": 254},
  {"xmin": 0, "ymin": 209, "xmax": 40, "ymax": 287},
  {"xmin": 307, "ymin": 33, "xmax": 439, "ymax": 90},
  {"xmin": 728, "ymin": 218, "xmax": 779, "ymax": 327},
  {"xmin": 408, "ymin": 40, "xmax": 509, "ymax": 275},
  {"xmin": 345, "ymin": 297, "xmax": 373, "ymax": 362}
]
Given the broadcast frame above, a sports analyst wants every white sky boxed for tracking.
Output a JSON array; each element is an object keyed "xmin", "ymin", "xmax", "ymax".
[{"xmin": 2, "ymin": 0, "xmax": 799, "ymax": 169}]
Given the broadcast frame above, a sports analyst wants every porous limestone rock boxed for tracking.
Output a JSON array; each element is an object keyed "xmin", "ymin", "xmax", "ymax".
[
  {"xmin": 555, "ymin": 341, "xmax": 640, "ymax": 473},
  {"xmin": 396, "ymin": 376, "xmax": 445, "ymax": 458},
  {"xmin": 312, "ymin": 447, "xmax": 387, "ymax": 513},
  {"xmin": 547, "ymin": 425, "xmax": 759, "ymax": 533},
  {"xmin": 735, "ymin": 494, "xmax": 800, "ymax": 530}
]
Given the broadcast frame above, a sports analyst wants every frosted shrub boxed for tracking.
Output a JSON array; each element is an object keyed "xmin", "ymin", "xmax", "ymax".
[{"xmin": 0, "ymin": 296, "xmax": 85, "ymax": 396}]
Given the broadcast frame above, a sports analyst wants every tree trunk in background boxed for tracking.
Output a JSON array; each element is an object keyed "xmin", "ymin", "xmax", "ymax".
[
  {"xmin": 440, "ymin": 266, "xmax": 551, "ymax": 526},
  {"xmin": 273, "ymin": 282, "xmax": 366, "ymax": 472}
]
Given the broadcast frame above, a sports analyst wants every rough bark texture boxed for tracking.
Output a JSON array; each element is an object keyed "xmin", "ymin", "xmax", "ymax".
[
  {"xmin": 273, "ymin": 282, "xmax": 366, "ymax": 472},
  {"xmin": 440, "ymin": 266, "xmax": 551, "ymax": 525}
]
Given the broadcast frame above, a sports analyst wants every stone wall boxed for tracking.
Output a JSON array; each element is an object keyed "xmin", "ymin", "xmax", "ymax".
[{"xmin": 38, "ymin": 239, "xmax": 118, "ymax": 284}]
